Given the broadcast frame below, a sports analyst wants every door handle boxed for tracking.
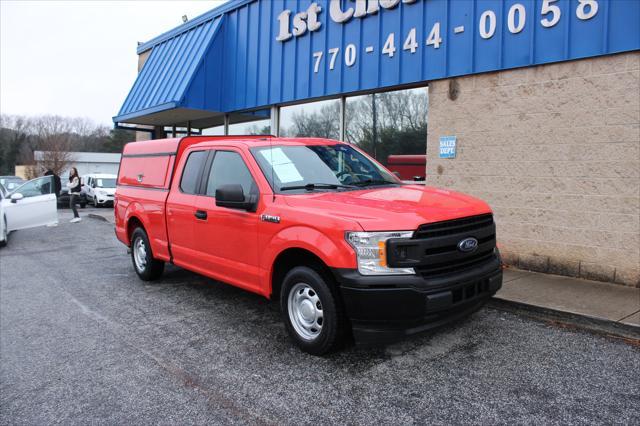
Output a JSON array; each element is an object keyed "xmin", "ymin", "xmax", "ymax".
[{"xmin": 194, "ymin": 210, "xmax": 207, "ymax": 220}]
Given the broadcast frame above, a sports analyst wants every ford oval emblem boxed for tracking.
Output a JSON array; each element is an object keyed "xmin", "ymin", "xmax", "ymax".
[{"xmin": 458, "ymin": 237, "xmax": 478, "ymax": 253}]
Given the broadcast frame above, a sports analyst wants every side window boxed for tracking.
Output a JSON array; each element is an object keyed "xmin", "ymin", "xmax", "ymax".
[
  {"xmin": 180, "ymin": 151, "xmax": 207, "ymax": 194},
  {"xmin": 14, "ymin": 176, "xmax": 54, "ymax": 198},
  {"xmin": 205, "ymin": 151, "xmax": 257, "ymax": 198}
]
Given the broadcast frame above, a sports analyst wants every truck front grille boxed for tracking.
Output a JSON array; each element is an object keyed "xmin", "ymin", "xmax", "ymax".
[
  {"xmin": 386, "ymin": 214, "xmax": 498, "ymax": 279},
  {"xmin": 413, "ymin": 214, "xmax": 496, "ymax": 277},
  {"xmin": 413, "ymin": 214, "xmax": 494, "ymax": 239}
]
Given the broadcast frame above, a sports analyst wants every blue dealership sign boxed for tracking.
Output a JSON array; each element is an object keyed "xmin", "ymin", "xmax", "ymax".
[
  {"xmin": 117, "ymin": 0, "xmax": 640, "ymax": 123},
  {"xmin": 439, "ymin": 136, "xmax": 457, "ymax": 159}
]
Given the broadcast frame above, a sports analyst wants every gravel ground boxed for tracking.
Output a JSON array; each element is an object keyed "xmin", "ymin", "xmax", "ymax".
[{"xmin": 1, "ymin": 213, "xmax": 639, "ymax": 425}]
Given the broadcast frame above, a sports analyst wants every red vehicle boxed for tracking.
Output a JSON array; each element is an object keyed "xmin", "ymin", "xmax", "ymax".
[
  {"xmin": 386, "ymin": 154, "xmax": 427, "ymax": 181},
  {"xmin": 115, "ymin": 136, "xmax": 502, "ymax": 355}
]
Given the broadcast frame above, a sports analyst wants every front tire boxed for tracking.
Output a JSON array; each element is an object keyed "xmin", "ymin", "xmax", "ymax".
[
  {"xmin": 130, "ymin": 227, "xmax": 164, "ymax": 281},
  {"xmin": 280, "ymin": 266, "xmax": 345, "ymax": 355}
]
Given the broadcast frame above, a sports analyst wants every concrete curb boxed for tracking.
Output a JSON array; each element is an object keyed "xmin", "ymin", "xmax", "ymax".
[
  {"xmin": 87, "ymin": 213, "xmax": 111, "ymax": 224},
  {"xmin": 488, "ymin": 297, "xmax": 640, "ymax": 344}
]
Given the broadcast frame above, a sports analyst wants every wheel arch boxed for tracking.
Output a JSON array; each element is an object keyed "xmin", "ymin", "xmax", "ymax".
[
  {"xmin": 270, "ymin": 247, "xmax": 337, "ymax": 302},
  {"xmin": 126, "ymin": 215, "xmax": 145, "ymax": 246}
]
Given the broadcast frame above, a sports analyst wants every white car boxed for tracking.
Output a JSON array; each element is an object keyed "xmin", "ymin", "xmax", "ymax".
[
  {"xmin": 83, "ymin": 174, "xmax": 116, "ymax": 207},
  {"xmin": 0, "ymin": 176, "xmax": 58, "ymax": 247}
]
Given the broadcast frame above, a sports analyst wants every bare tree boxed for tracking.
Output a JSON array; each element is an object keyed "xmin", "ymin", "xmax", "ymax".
[
  {"xmin": 0, "ymin": 115, "xmax": 30, "ymax": 175},
  {"xmin": 1, "ymin": 114, "xmax": 133, "ymax": 176},
  {"xmin": 284, "ymin": 102, "xmax": 341, "ymax": 139},
  {"xmin": 29, "ymin": 116, "xmax": 76, "ymax": 176}
]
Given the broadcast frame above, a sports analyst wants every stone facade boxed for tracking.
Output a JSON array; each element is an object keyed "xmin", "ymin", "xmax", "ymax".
[{"xmin": 426, "ymin": 52, "xmax": 640, "ymax": 287}]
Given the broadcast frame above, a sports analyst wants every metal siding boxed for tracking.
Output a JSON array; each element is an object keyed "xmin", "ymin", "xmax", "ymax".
[
  {"xmin": 236, "ymin": 5, "xmax": 249, "ymax": 111},
  {"xmin": 222, "ymin": 11, "xmax": 238, "ymax": 112},
  {"xmin": 401, "ymin": 1, "xmax": 424, "ymax": 83},
  {"xmin": 608, "ymin": 0, "xmax": 640, "ymax": 52},
  {"xmin": 309, "ymin": 2, "xmax": 328, "ymax": 97},
  {"xmin": 423, "ymin": 0, "xmax": 447, "ymax": 80},
  {"xmin": 257, "ymin": 0, "xmax": 271, "ymax": 106},
  {"xmin": 360, "ymin": 11, "xmax": 381, "ymax": 90},
  {"xmin": 116, "ymin": 18, "xmax": 222, "ymax": 120},
  {"xmin": 326, "ymin": 7, "xmax": 343, "ymax": 95},
  {"xmin": 343, "ymin": 12, "xmax": 360, "ymax": 91},
  {"xmin": 296, "ymin": 0, "xmax": 312, "ymax": 100},
  {"xmin": 282, "ymin": 0, "xmax": 298, "ymax": 102},
  {"xmin": 117, "ymin": 0, "xmax": 639, "ymax": 124},
  {"xmin": 247, "ymin": 1, "xmax": 261, "ymax": 108},
  {"xmin": 502, "ymin": 0, "xmax": 534, "ymax": 69}
]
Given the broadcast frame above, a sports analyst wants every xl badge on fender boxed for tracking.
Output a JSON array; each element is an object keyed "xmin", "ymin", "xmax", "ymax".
[{"xmin": 261, "ymin": 214, "xmax": 280, "ymax": 224}]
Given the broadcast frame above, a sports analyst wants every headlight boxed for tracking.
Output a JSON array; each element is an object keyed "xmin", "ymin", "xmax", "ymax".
[{"xmin": 345, "ymin": 231, "xmax": 415, "ymax": 275}]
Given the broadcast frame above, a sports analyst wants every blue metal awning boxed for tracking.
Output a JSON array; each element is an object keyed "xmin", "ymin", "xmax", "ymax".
[{"xmin": 113, "ymin": 16, "xmax": 224, "ymax": 126}]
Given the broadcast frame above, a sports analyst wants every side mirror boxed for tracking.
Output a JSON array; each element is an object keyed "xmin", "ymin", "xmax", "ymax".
[
  {"xmin": 215, "ymin": 184, "xmax": 257, "ymax": 212},
  {"xmin": 10, "ymin": 193, "xmax": 24, "ymax": 203}
]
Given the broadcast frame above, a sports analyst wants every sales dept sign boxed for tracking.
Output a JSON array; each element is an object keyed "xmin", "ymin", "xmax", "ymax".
[{"xmin": 439, "ymin": 136, "xmax": 457, "ymax": 159}]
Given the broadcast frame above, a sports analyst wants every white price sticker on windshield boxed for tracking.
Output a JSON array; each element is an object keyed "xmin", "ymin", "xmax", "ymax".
[{"xmin": 260, "ymin": 148, "xmax": 303, "ymax": 183}]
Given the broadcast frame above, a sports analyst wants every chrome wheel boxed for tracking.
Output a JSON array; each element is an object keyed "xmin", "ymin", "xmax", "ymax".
[
  {"xmin": 288, "ymin": 283, "xmax": 323, "ymax": 341},
  {"xmin": 133, "ymin": 237, "xmax": 147, "ymax": 272}
]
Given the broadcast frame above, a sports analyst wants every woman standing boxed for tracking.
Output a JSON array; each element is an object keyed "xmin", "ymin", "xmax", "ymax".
[{"xmin": 68, "ymin": 167, "xmax": 82, "ymax": 223}]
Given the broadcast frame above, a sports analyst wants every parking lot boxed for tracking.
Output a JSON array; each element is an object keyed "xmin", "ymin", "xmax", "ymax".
[{"xmin": 1, "ymin": 211, "xmax": 639, "ymax": 425}]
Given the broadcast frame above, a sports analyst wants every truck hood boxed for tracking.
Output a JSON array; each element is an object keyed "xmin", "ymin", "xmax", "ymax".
[{"xmin": 283, "ymin": 185, "xmax": 492, "ymax": 231}]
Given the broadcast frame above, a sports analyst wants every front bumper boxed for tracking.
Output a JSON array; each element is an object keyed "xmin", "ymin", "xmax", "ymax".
[
  {"xmin": 332, "ymin": 256, "xmax": 502, "ymax": 344},
  {"xmin": 96, "ymin": 196, "xmax": 114, "ymax": 205}
]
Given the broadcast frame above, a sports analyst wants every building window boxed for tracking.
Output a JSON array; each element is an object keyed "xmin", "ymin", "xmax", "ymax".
[
  {"xmin": 202, "ymin": 126, "xmax": 224, "ymax": 136},
  {"xmin": 279, "ymin": 99, "xmax": 340, "ymax": 139},
  {"xmin": 345, "ymin": 87, "xmax": 428, "ymax": 165},
  {"xmin": 229, "ymin": 109, "xmax": 271, "ymax": 135},
  {"xmin": 227, "ymin": 118, "xmax": 271, "ymax": 135}
]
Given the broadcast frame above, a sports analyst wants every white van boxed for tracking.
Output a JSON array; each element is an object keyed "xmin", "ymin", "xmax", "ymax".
[{"xmin": 83, "ymin": 174, "xmax": 117, "ymax": 207}]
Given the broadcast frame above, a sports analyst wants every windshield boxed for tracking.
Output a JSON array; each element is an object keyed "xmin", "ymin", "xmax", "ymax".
[
  {"xmin": 251, "ymin": 144, "xmax": 400, "ymax": 192},
  {"xmin": 96, "ymin": 178, "xmax": 116, "ymax": 188}
]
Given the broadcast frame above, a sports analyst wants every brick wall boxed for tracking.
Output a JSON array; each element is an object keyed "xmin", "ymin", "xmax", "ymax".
[{"xmin": 426, "ymin": 52, "xmax": 640, "ymax": 287}]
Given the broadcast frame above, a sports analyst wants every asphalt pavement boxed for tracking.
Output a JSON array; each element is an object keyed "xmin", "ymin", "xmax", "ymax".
[{"xmin": 1, "ymin": 212, "xmax": 639, "ymax": 425}]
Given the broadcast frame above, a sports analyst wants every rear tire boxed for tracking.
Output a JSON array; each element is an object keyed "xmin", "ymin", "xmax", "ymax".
[
  {"xmin": 131, "ymin": 227, "xmax": 164, "ymax": 281},
  {"xmin": 280, "ymin": 266, "xmax": 345, "ymax": 355}
]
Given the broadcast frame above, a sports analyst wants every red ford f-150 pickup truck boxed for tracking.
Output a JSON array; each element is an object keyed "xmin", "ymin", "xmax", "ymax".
[{"xmin": 115, "ymin": 136, "xmax": 502, "ymax": 355}]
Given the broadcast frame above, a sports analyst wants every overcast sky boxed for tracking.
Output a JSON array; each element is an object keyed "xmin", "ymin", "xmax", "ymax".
[{"xmin": 1, "ymin": 0, "xmax": 229, "ymax": 127}]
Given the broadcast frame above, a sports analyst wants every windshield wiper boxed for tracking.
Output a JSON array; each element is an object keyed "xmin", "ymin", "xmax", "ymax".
[
  {"xmin": 352, "ymin": 179, "xmax": 399, "ymax": 187},
  {"xmin": 280, "ymin": 183, "xmax": 356, "ymax": 191}
]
